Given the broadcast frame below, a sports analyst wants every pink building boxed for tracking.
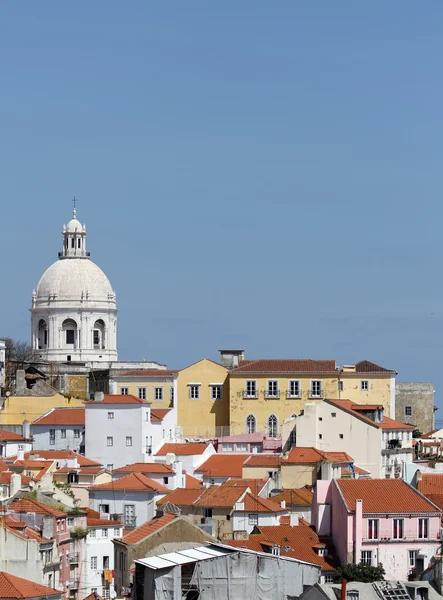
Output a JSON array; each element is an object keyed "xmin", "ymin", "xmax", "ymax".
[{"xmin": 313, "ymin": 478, "xmax": 441, "ymax": 581}]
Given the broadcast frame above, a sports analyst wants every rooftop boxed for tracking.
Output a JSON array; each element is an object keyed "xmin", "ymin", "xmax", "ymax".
[
  {"xmin": 89, "ymin": 473, "xmax": 169, "ymax": 493},
  {"xmin": 0, "ymin": 429, "xmax": 32, "ymax": 442},
  {"xmin": 354, "ymin": 360, "xmax": 396, "ymax": 374},
  {"xmin": 335, "ymin": 479, "xmax": 440, "ymax": 514},
  {"xmin": 22, "ymin": 450, "xmax": 102, "ymax": 468},
  {"xmin": 231, "ymin": 359, "xmax": 337, "ymax": 374},
  {"xmin": 84, "ymin": 394, "xmax": 147, "ymax": 405},
  {"xmin": 156, "ymin": 443, "xmax": 211, "ymax": 456},
  {"xmin": 325, "ymin": 399, "xmax": 415, "ymax": 430},
  {"xmin": 156, "ymin": 488, "xmax": 203, "ymax": 507},
  {"xmin": 32, "ymin": 407, "xmax": 85, "ymax": 426},
  {"xmin": 417, "ymin": 473, "xmax": 443, "ymax": 495},
  {"xmin": 113, "ymin": 462, "xmax": 174, "ymax": 475},
  {"xmin": 270, "ymin": 488, "xmax": 314, "ymax": 507},
  {"xmin": 193, "ymin": 485, "xmax": 247, "ymax": 508},
  {"xmin": 0, "ymin": 571, "xmax": 60, "ymax": 598},
  {"xmin": 196, "ymin": 454, "xmax": 252, "ymax": 477},
  {"xmin": 8, "ymin": 497, "xmax": 67, "ymax": 517},
  {"xmin": 121, "ymin": 513, "xmax": 177, "ymax": 545},
  {"xmin": 243, "ymin": 455, "xmax": 281, "ymax": 468},
  {"xmin": 118, "ymin": 369, "xmax": 179, "ymax": 377}
]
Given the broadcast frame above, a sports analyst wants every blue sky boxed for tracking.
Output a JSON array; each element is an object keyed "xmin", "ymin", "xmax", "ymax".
[{"xmin": 1, "ymin": 3, "xmax": 442, "ymax": 412}]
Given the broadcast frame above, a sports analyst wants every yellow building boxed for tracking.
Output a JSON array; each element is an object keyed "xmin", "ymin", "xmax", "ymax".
[
  {"xmin": 112, "ymin": 359, "xmax": 230, "ymax": 438},
  {"xmin": 0, "ymin": 393, "xmax": 85, "ymax": 427},
  {"xmin": 229, "ymin": 358, "xmax": 397, "ymax": 438}
]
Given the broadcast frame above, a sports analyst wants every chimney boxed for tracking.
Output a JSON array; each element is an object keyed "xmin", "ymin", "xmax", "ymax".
[
  {"xmin": 17, "ymin": 449, "xmax": 25, "ymax": 461},
  {"xmin": 94, "ymin": 391, "xmax": 104, "ymax": 402},
  {"xmin": 416, "ymin": 470, "xmax": 423, "ymax": 481},
  {"xmin": 219, "ymin": 350, "xmax": 245, "ymax": 369},
  {"xmin": 22, "ymin": 420, "xmax": 30, "ymax": 439},
  {"xmin": 173, "ymin": 460, "xmax": 182, "ymax": 488},
  {"xmin": 341, "ymin": 579, "xmax": 347, "ymax": 600},
  {"xmin": 280, "ymin": 500, "xmax": 286, "ymax": 509},
  {"xmin": 10, "ymin": 473, "xmax": 21, "ymax": 497},
  {"xmin": 290, "ymin": 513, "xmax": 299, "ymax": 526},
  {"xmin": 165, "ymin": 453, "xmax": 176, "ymax": 466},
  {"xmin": 66, "ymin": 457, "xmax": 79, "ymax": 469},
  {"xmin": 42, "ymin": 515, "xmax": 54, "ymax": 539},
  {"xmin": 16, "ymin": 370, "xmax": 26, "ymax": 395},
  {"xmin": 109, "ymin": 380, "xmax": 117, "ymax": 395}
]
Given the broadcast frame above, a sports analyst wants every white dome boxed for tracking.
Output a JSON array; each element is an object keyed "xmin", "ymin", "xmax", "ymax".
[
  {"xmin": 35, "ymin": 258, "xmax": 115, "ymax": 305},
  {"xmin": 64, "ymin": 217, "xmax": 85, "ymax": 233}
]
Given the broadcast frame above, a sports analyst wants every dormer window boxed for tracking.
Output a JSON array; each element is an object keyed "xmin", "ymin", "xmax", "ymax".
[{"xmin": 348, "ymin": 591, "xmax": 359, "ymax": 600}]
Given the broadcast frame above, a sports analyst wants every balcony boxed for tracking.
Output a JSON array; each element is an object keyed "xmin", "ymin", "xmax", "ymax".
[
  {"xmin": 69, "ymin": 579, "xmax": 79, "ymax": 590},
  {"xmin": 43, "ymin": 557, "xmax": 61, "ymax": 570},
  {"xmin": 69, "ymin": 553, "xmax": 79, "ymax": 564},
  {"xmin": 243, "ymin": 392, "xmax": 258, "ymax": 399},
  {"xmin": 286, "ymin": 391, "xmax": 301, "ymax": 399},
  {"xmin": 124, "ymin": 516, "xmax": 137, "ymax": 529},
  {"xmin": 309, "ymin": 391, "xmax": 323, "ymax": 399},
  {"xmin": 265, "ymin": 391, "xmax": 280, "ymax": 399}
]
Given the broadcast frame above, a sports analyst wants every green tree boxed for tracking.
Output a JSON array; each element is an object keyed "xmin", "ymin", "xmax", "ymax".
[{"xmin": 334, "ymin": 562, "xmax": 386, "ymax": 583}]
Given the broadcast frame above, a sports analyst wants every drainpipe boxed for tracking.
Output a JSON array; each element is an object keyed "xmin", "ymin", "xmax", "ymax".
[{"xmin": 341, "ymin": 579, "xmax": 347, "ymax": 600}]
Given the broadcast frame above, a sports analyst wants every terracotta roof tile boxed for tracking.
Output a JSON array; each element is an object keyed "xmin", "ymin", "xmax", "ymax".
[
  {"xmin": 113, "ymin": 462, "xmax": 173, "ymax": 475},
  {"xmin": 118, "ymin": 370, "xmax": 178, "ymax": 377},
  {"xmin": 83, "ymin": 593, "xmax": 103, "ymax": 600},
  {"xmin": 0, "ymin": 459, "xmax": 8, "ymax": 472},
  {"xmin": 336, "ymin": 479, "xmax": 440, "ymax": 513},
  {"xmin": 196, "ymin": 454, "xmax": 252, "ymax": 477},
  {"xmin": 150, "ymin": 409, "xmax": 171, "ymax": 422},
  {"xmin": 222, "ymin": 478, "xmax": 267, "ymax": 495},
  {"xmin": 84, "ymin": 394, "xmax": 147, "ymax": 404},
  {"xmin": 326, "ymin": 399, "xmax": 415, "ymax": 430},
  {"xmin": 422, "ymin": 430, "xmax": 439, "ymax": 439},
  {"xmin": 285, "ymin": 448, "xmax": 326, "ymax": 464},
  {"xmin": 0, "ymin": 429, "xmax": 31, "ymax": 442},
  {"xmin": 155, "ymin": 443, "xmax": 211, "ymax": 456},
  {"xmin": 354, "ymin": 360, "xmax": 396, "ymax": 374},
  {"xmin": 184, "ymin": 472, "xmax": 203, "ymax": 488},
  {"xmin": 0, "ymin": 472, "xmax": 32, "ymax": 485},
  {"xmin": 193, "ymin": 485, "xmax": 247, "ymax": 508},
  {"xmin": 231, "ymin": 359, "xmax": 337, "ymax": 374},
  {"xmin": 156, "ymin": 488, "xmax": 203, "ymax": 506},
  {"xmin": 242, "ymin": 493, "xmax": 286, "ymax": 513},
  {"xmin": 22, "ymin": 450, "xmax": 102, "ymax": 468},
  {"xmin": 89, "ymin": 473, "xmax": 169, "ymax": 493},
  {"xmin": 341, "ymin": 465, "xmax": 371, "ymax": 476},
  {"xmin": 226, "ymin": 524, "xmax": 336, "ymax": 570},
  {"xmin": 0, "ymin": 572, "xmax": 60, "ymax": 598},
  {"xmin": 9, "ymin": 498, "xmax": 66, "ymax": 517},
  {"xmin": 417, "ymin": 474, "xmax": 443, "ymax": 495},
  {"xmin": 243, "ymin": 455, "xmax": 281, "ymax": 468},
  {"xmin": 271, "ymin": 488, "xmax": 314, "ymax": 507},
  {"xmin": 32, "ymin": 408, "xmax": 85, "ymax": 426},
  {"xmin": 121, "ymin": 513, "xmax": 176, "ymax": 544}
]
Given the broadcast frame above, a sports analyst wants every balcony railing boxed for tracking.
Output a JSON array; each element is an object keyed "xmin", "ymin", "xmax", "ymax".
[
  {"xmin": 69, "ymin": 579, "xmax": 79, "ymax": 590},
  {"xmin": 286, "ymin": 391, "xmax": 301, "ymax": 399},
  {"xmin": 69, "ymin": 553, "xmax": 79, "ymax": 564},
  {"xmin": 265, "ymin": 391, "xmax": 280, "ymax": 399},
  {"xmin": 243, "ymin": 391, "xmax": 258, "ymax": 399},
  {"xmin": 309, "ymin": 391, "xmax": 323, "ymax": 399},
  {"xmin": 124, "ymin": 516, "xmax": 137, "ymax": 529}
]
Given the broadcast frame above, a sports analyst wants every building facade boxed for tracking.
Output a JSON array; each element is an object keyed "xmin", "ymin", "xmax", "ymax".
[
  {"xmin": 395, "ymin": 382, "xmax": 435, "ymax": 435},
  {"xmin": 32, "ymin": 408, "xmax": 85, "ymax": 453}
]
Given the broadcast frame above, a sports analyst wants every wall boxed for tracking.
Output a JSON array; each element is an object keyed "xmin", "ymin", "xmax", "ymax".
[
  {"xmin": 86, "ymin": 525, "xmax": 123, "ymax": 598},
  {"xmin": 281, "ymin": 463, "xmax": 319, "ymax": 488},
  {"xmin": 112, "ymin": 374, "xmax": 177, "ymax": 408},
  {"xmin": 89, "ymin": 490, "xmax": 167, "ymax": 528},
  {"xmin": 229, "ymin": 373, "xmax": 338, "ymax": 436},
  {"xmin": 1, "ymin": 440, "xmax": 32, "ymax": 458},
  {"xmin": 340, "ymin": 372, "xmax": 395, "ymax": 417},
  {"xmin": 0, "ymin": 526, "xmax": 46, "ymax": 584},
  {"xmin": 395, "ymin": 383, "xmax": 435, "ymax": 434},
  {"xmin": 177, "ymin": 359, "xmax": 230, "ymax": 438},
  {"xmin": 297, "ymin": 402, "xmax": 383, "ymax": 477},
  {"xmin": 32, "ymin": 425, "xmax": 84, "ymax": 453},
  {"xmin": 232, "ymin": 511, "xmax": 285, "ymax": 534},
  {"xmin": 0, "ymin": 394, "xmax": 84, "ymax": 426}
]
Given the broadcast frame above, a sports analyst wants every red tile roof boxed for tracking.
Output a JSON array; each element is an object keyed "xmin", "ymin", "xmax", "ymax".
[
  {"xmin": 336, "ymin": 479, "xmax": 440, "ymax": 514},
  {"xmin": 417, "ymin": 474, "xmax": 443, "ymax": 495},
  {"xmin": 184, "ymin": 472, "xmax": 203, "ymax": 488},
  {"xmin": 0, "ymin": 459, "xmax": 9, "ymax": 472},
  {"xmin": 8, "ymin": 498, "xmax": 66, "ymax": 517},
  {"xmin": 121, "ymin": 513, "xmax": 176, "ymax": 544},
  {"xmin": 1, "ymin": 518, "xmax": 47, "ymax": 544},
  {"xmin": 354, "ymin": 360, "xmax": 396, "ymax": 374},
  {"xmin": 83, "ymin": 593, "xmax": 103, "ymax": 600},
  {"xmin": 284, "ymin": 448, "xmax": 326, "ymax": 464},
  {"xmin": 84, "ymin": 394, "xmax": 147, "ymax": 404},
  {"xmin": 326, "ymin": 399, "xmax": 415, "ymax": 430},
  {"xmin": 422, "ymin": 430, "xmax": 439, "ymax": 439},
  {"xmin": 156, "ymin": 443, "xmax": 211, "ymax": 456},
  {"xmin": 196, "ymin": 454, "xmax": 252, "ymax": 477},
  {"xmin": 113, "ymin": 462, "xmax": 173, "ymax": 475},
  {"xmin": 0, "ymin": 429, "xmax": 31, "ymax": 442},
  {"xmin": 226, "ymin": 524, "xmax": 336, "ymax": 571},
  {"xmin": 0, "ymin": 471, "xmax": 32, "ymax": 485},
  {"xmin": 222, "ymin": 478, "xmax": 268, "ymax": 495},
  {"xmin": 232, "ymin": 359, "xmax": 337, "ymax": 374},
  {"xmin": 156, "ymin": 488, "xmax": 203, "ymax": 506},
  {"xmin": 243, "ymin": 455, "xmax": 281, "ymax": 468},
  {"xmin": 118, "ymin": 370, "xmax": 178, "ymax": 377},
  {"xmin": 22, "ymin": 450, "xmax": 102, "ymax": 468},
  {"xmin": 270, "ymin": 488, "xmax": 314, "ymax": 507},
  {"xmin": 193, "ymin": 485, "xmax": 247, "ymax": 508},
  {"xmin": 341, "ymin": 465, "xmax": 371, "ymax": 476},
  {"xmin": 84, "ymin": 508, "xmax": 122, "ymax": 527},
  {"xmin": 33, "ymin": 408, "xmax": 85, "ymax": 426},
  {"xmin": 0, "ymin": 572, "xmax": 60, "ymax": 598},
  {"xmin": 89, "ymin": 473, "xmax": 169, "ymax": 493},
  {"xmin": 242, "ymin": 493, "xmax": 286, "ymax": 513},
  {"xmin": 150, "ymin": 409, "xmax": 171, "ymax": 422}
]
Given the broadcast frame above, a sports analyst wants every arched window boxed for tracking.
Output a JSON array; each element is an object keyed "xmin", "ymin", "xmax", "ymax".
[
  {"xmin": 38, "ymin": 319, "xmax": 48, "ymax": 349},
  {"xmin": 267, "ymin": 414, "xmax": 278, "ymax": 438},
  {"xmin": 246, "ymin": 414, "xmax": 256, "ymax": 434},
  {"xmin": 93, "ymin": 319, "xmax": 105, "ymax": 349},
  {"xmin": 62, "ymin": 318, "xmax": 77, "ymax": 347}
]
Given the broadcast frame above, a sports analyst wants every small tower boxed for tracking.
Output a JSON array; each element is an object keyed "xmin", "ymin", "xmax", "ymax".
[{"xmin": 60, "ymin": 206, "xmax": 88, "ymax": 259}]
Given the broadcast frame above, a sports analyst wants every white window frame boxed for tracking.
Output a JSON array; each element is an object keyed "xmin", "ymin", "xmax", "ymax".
[
  {"xmin": 360, "ymin": 551, "xmax": 372, "ymax": 566},
  {"xmin": 288, "ymin": 380, "xmax": 301, "ymax": 398},
  {"xmin": 246, "ymin": 414, "xmax": 256, "ymax": 434},
  {"xmin": 338, "ymin": 381, "xmax": 344, "ymax": 392},
  {"xmin": 102, "ymin": 528, "xmax": 108, "ymax": 538},
  {"xmin": 248, "ymin": 513, "xmax": 258, "ymax": 526},
  {"xmin": 210, "ymin": 384, "xmax": 223, "ymax": 400},
  {"xmin": 405, "ymin": 406, "xmax": 412, "ymax": 417},
  {"xmin": 60, "ymin": 429, "xmax": 66, "ymax": 439},
  {"xmin": 266, "ymin": 380, "xmax": 279, "ymax": 398},
  {"xmin": 310, "ymin": 380, "xmax": 322, "ymax": 398},
  {"xmin": 89, "ymin": 529, "xmax": 96, "ymax": 538},
  {"xmin": 74, "ymin": 429, "xmax": 80, "ymax": 438},
  {"xmin": 367, "ymin": 518, "xmax": 379, "ymax": 540},
  {"xmin": 91, "ymin": 556, "xmax": 97, "ymax": 570},
  {"xmin": 267, "ymin": 414, "xmax": 278, "ymax": 438},
  {"xmin": 126, "ymin": 436, "xmax": 132, "ymax": 447},
  {"xmin": 409, "ymin": 550, "xmax": 417, "ymax": 567},
  {"xmin": 222, "ymin": 443, "xmax": 233, "ymax": 452},
  {"xmin": 245, "ymin": 380, "xmax": 257, "ymax": 398},
  {"xmin": 393, "ymin": 518, "xmax": 404, "ymax": 540},
  {"xmin": 107, "ymin": 436, "xmax": 113, "ymax": 447},
  {"xmin": 236, "ymin": 442, "xmax": 248, "ymax": 452},
  {"xmin": 137, "ymin": 387, "xmax": 147, "ymax": 400},
  {"xmin": 360, "ymin": 380, "xmax": 369, "ymax": 391},
  {"xmin": 188, "ymin": 384, "xmax": 200, "ymax": 400},
  {"xmin": 418, "ymin": 517, "xmax": 429, "ymax": 539},
  {"xmin": 154, "ymin": 387, "xmax": 164, "ymax": 401},
  {"xmin": 120, "ymin": 387, "xmax": 129, "ymax": 395},
  {"xmin": 107, "ymin": 412, "xmax": 114, "ymax": 420}
]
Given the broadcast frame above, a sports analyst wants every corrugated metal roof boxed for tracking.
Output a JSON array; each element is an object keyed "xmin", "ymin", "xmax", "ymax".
[{"xmin": 135, "ymin": 545, "xmax": 235, "ymax": 569}]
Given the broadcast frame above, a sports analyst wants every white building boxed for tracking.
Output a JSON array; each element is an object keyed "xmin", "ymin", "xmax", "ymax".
[
  {"xmin": 112, "ymin": 461, "xmax": 184, "ymax": 490},
  {"xmin": 0, "ymin": 427, "xmax": 33, "ymax": 458},
  {"xmin": 32, "ymin": 408, "xmax": 85, "ymax": 453},
  {"xmin": 30, "ymin": 207, "xmax": 118, "ymax": 365},
  {"xmin": 88, "ymin": 473, "xmax": 169, "ymax": 529},
  {"xmin": 296, "ymin": 399, "xmax": 414, "ymax": 478},
  {"xmin": 85, "ymin": 392, "xmax": 177, "ymax": 470},
  {"xmin": 232, "ymin": 493, "xmax": 289, "ymax": 534},
  {"xmin": 85, "ymin": 510, "xmax": 123, "ymax": 599},
  {"xmin": 154, "ymin": 442, "xmax": 216, "ymax": 476},
  {"xmin": 0, "ymin": 339, "xmax": 5, "ymax": 395}
]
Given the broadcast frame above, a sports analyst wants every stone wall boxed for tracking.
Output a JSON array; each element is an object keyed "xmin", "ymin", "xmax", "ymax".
[{"xmin": 395, "ymin": 382, "xmax": 434, "ymax": 434}]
